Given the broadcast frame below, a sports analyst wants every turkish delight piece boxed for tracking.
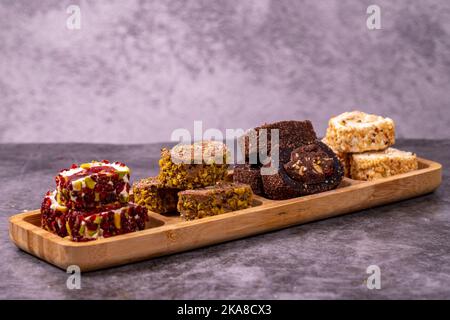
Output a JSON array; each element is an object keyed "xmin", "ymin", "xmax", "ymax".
[
  {"xmin": 233, "ymin": 164, "xmax": 264, "ymax": 196},
  {"xmin": 177, "ymin": 182, "xmax": 253, "ymax": 221},
  {"xmin": 350, "ymin": 147, "xmax": 418, "ymax": 181},
  {"xmin": 133, "ymin": 177, "xmax": 180, "ymax": 214},
  {"xmin": 41, "ymin": 190, "xmax": 148, "ymax": 242},
  {"xmin": 325, "ymin": 111, "xmax": 395, "ymax": 153},
  {"xmin": 261, "ymin": 141, "xmax": 343, "ymax": 200},
  {"xmin": 55, "ymin": 160, "xmax": 130, "ymax": 211},
  {"xmin": 158, "ymin": 141, "xmax": 229, "ymax": 189}
]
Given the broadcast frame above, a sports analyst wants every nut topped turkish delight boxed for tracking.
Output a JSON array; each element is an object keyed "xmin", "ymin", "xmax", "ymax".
[
  {"xmin": 349, "ymin": 147, "xmax": 418, "ymax": 181},
  {"xmin": 158, "ymin": 141, "xmax": 230, "ymax": 189},
  {"xmin": 177, "ymin": 182, "xmax": 253, "ymax": 221},
  {"xmin": 55, "ymin": 160, "xmax": 131, "ymax": 211},
  {"xmin": 325, "ymin": 111, "xmax": 395, "ymax": 153},
  {"xmin": 133, "ymin": 177, "xmax": 180, "ymax": 214},
  {"xmin": 41, "ymin": 190, "xmax": 148, "ymax": 242}
]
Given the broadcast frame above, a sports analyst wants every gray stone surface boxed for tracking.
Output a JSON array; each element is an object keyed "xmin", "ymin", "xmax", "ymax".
[
  {"xmin": 1, "ymin": 0, "xmax": 450, "ymax": 143},
  {"xmin": 0, "ymin": 139, "xmax": 449, "ymax": 299}
]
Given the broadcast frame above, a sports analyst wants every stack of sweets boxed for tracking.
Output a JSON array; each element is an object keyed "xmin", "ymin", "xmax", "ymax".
[
  {"xmin": 323, "ymin": 111, "xmax": 418, "ymax": 180},
  {"xmin": 133, "ymin": 141, "xmax": 254, "ymax": 221},
  {"xmin": 41, "ymin": 160, "xmax": 148, "ymax": 242},
  {"xmin": 234, "ymin": 120, "xmax": 344, "ymax": 200}
]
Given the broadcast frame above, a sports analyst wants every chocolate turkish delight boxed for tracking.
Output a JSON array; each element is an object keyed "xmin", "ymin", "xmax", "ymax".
[
  {"xmin": 261, "ymin": 141, "xmax": 343, "ymax": 200},
  {"xmin": 239, "ymin": 120, "xmax": 317, "ymax": 164},
  {"xmin": 233, "ymin": 164, "xmax": 264, "ymax": 196}
]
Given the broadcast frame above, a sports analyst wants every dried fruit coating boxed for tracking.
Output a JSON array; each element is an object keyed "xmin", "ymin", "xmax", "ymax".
[
  {"xmin": 41, "ymin": 190, "xmax": 148, "ymax": 242},
  {"xmin": 55, "ymin": 160, "xmax": 131, "ymax": 211}
]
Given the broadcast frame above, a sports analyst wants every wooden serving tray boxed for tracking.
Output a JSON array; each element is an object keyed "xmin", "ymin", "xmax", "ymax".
[{"xmin": 9, "ymin": 158, "xmax": 442, "ymax": 272}]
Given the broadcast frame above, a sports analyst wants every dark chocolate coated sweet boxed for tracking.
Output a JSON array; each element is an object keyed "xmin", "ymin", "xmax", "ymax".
[
  {"xmin": 240, "ymin": 120, "xmax": 318, "ymax": 164},
  {"xmin": 233, "ymin": 164, "xmax": 264, "ymax": 196},
  {"xmin": 261, "ymin": 141, "xmax": 343, "ymax": 200}
]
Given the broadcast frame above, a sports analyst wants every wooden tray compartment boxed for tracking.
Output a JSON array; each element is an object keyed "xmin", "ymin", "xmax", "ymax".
[{"xmin": 9, "ymin": 158, "xmax": 442, "ymax": 271}]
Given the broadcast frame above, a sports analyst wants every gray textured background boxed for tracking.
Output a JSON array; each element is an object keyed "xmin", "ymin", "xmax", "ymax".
[{"xmin": 1, "ymin": 0, "xmax": 450, "ymax": 143}]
